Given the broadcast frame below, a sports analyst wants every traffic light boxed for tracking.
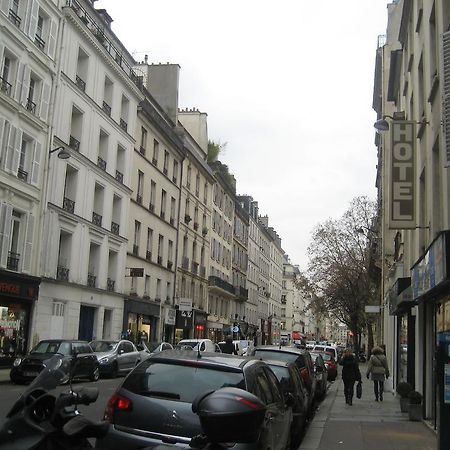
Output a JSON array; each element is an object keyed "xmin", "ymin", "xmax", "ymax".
[{"xmin": 195, "ymin": 324, "xmax": 204, "ymax": 331}]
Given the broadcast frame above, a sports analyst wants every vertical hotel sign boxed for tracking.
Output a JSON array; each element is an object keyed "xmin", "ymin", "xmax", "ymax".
[{"xmin": 390, "ymin": 121, "xmax": 416, "ymax": 229}]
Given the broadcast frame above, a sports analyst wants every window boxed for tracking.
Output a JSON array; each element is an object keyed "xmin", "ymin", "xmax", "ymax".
[
  {"xmin": 137, "ymin": 170, "xmax": 144, "ymax": 204},
  {"xmin": 75, "ymin": 47, "xmax": 89, "ymax": 92},
  {"xmin": 0, "ymin": 53, "xmax": 13, "ymax": 97},
  {"xmin": 168, "ymin": 240, "xmax": 173, "ymax": 263},
  {"xmin": 152, "ymin": 139, "xmax": 159, "ymax": 165},
  {"xmin": 195, "ymin": 174, "xmax": 200, "ymax": 196},
  {"xmin": 140, "ymin": 127, "xmax": 147, "ymax": 152},
  {"xmin": 102, "ymin": 76, "xmax": 113, "ymax": 116},
  {"xmin": 149, "ymin": 180, "xmax": 156, "ymax": 211},
  {"xmin": 156, "ymin": 279, "xmax": 161, "ymax": 301},
  {"xmin": 133, "ymin": 221, "xmax": 140, "ymax": 255},
  {"xmin": 146, "ymin": 228, "xmax": 153, "ymax": 259},
  {"xmin": 160, "ymin": 189, "xmax": 166, "ymax": 219},
  {"xmin": 158, "ymin": 234, "xmax": 164, "ymax": 263},
  {"xmin": 163, "ymin": 150, "xmax": 169, "ymax": 174},
  {"xmin": 120, "ymin": 95, "xmax": 129, "ymax": 131},
  {"xmin": 187, "ymin": 165, "xmax": 192, "ymax": 189},
  {"xmin": 172, "ymin": 159, "xmax": 178, "ymax": 183},
  {"xmin": 170, "ymin": 197, "xmax": 176, "ymax": 225}
]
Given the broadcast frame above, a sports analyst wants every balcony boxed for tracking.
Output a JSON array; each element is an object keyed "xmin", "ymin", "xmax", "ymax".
[
  {"xmin": 157, "ymin": 255, "xmax": 163, "ymax": 265},
  {"xmin": 136, "ymin": 194, "xmax": 143, "ymax": 205},
  {"xmin": 208, "ymin": 276, "xmax": 235, "ymax": 297},
  {"xmin": 191, "ymin": 261, "xmax": 198, "ymax": 275},
  {"xmin": 132, "ymin": 244, "xmax": 139, "ymax": 256},
  {"xmin": 17, "ymin": 168, "xmax": 28, "ymax": 182},
  {"xmin": 63, "ymin": 197, "xmax": 75, "ymax": 213},
  {"xmin": 167, "ymin": 260, "xmax": 173, "ymax": 270},
  {"xmin": 102, "ymin": 101, "xmax": 111, "ymax": 116},
  {"xmin": 75, "ymin": 75, "xmax": 86, "ymax": 92},
  {"xmin": 8, "ymin": 9, "xmax": 21, "ymax": 27},
  {"xmin": 26, "ymin": 98, "xmax": 36, "ymax": 114},
  {"xmin": 151, "ymin": 157, "xmax": 157, "ymax": 166},
  {"xmin": 235, "ymin": 286, "xmax": 249, "ymax": 301},
  {"xmin": 170, "ymin": 218, "xmax": 175, "ymax": 226},
  {"xmin": 87, "ymin": 273, "xmax": 96, "ymax": 288},
  {"xmin": 182, "ymin": 256, "xmax": 189, "ymax": 270},
  {"xmin": 146, "ymin": 250, "xmax": 152, "ymax": 261},
  {"xmin": 57, "ymin": 265, "xmax": 69, "ymax": 281},
  {"xmin": 97, "ymin": 156, "xmax": 107, "ymax": 171},
  {"xmin": 139, "ymin": 146, "xmax": 146, "ymax": 156},
  {"xmin": 184, "ymin": 215, "xmax": 191, "ymax": 224},
  {"xmin": 34, "ymin": 34, "xmax": 45, "ymax": 50},
  {"xmin": 92, "ymin": 212, "xmax": 102, "ymax": 227},
  {"xmin": 111, "ymin": 221, "xmax": 120, "ymax": 235},
  {"xmin": 0, "ymin": 76, "xmax": 12, "ymax": 97},
  {"xmin": 165, "ymin": 296, "xmax": 171, "ymax": 305},
  {"xmin": 163, "ymin": 167, "xmax": 168, "ymax": 175},
  {"xmin": 149, "ymin": 203, "xmax": 155, "ymax": 213},
  {"xmin": 120, "ymin": 118, "xmax": 127, "ymax": 132},
  {"xmin": 160, "ymin": 211, "xmax": 165, "ymax": 220},
  {"xmin": 115, "ymin": 170, "xmax": 123, "ymax": 184},
  {"xmin": 200, "ymin": 266, "xmax": 206, "ymax": 278},
  {"xmin": 172, "ymin": 176, "xmax": 177, "ymax": 184},
  {"xmin": 7, "ymin": 252, "xmax": 20, "ymax": 271},
  {"xmin": 69, "ymin": 135, "xmax": 80, "ymax": 151},
  {"xmin": 107, "ymin": 278, "xmax": 115, "ymax": 292},
  {"xmin": 194, "ymin": 222, "xmax": 199, "ymax": 231}
]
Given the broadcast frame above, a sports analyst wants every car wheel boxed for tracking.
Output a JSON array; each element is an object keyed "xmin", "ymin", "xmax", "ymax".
[
  {"xmin": 90, "ymin": 366, "xmax": 100, "ymax": 382},
  {"xmin": 110, "ymin": 362, "xmax": 118, "ymax": 378}
]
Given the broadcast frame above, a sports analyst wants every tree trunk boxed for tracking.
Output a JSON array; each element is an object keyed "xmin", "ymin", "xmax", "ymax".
[{"xmin": 367, "ymin": 321, "xmax": 374, "ymax": 357}]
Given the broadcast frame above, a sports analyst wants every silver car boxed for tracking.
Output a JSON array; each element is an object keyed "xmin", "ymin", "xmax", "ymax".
[
  {"xmin": 137, "ymin": 341, "xmax": 174, "ymax": 361},
  {"xmin": 90, "ymin": 340, "xmax": 140, "ymax": 377}
]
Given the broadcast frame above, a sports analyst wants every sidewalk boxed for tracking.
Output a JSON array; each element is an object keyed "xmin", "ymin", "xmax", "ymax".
[
  {"xmin": 300, "ymin": 374, "xmax": 437, "ymax": 450},
  {"xmin": 0, "ymin": 368, "xmax": 10, "ymax": 384}
]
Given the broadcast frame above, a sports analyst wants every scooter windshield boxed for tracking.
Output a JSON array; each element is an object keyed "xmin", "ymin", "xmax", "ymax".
[{"xmin": 6, "ymin": 354, "xmax": 69, "ymax": 418}]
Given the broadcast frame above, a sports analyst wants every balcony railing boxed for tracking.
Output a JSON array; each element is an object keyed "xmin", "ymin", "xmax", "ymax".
[
  {"xmin": 208, "ymin": 276, "xmax": 235, "ymax": 296},
  {"xmin": 63, "ymin": 197, "xmax": 75, "ymax": 213},
  {"xmin": 120, "ymin": 118, "xmax": 127, "ymax": 132},
  {"xmin": 167, "ymin": 260, "xmax": 173, "ymax": 270},
  {"xmin": 139, "ymin": 146, "xmax": 146, "ymax": 156},
  {"xmin": 102, "ymin": 101, "xmax": 111, "ymax": 116},
  {"xmin": 35, "ymin": 34, "xmax": 45, "ymax": 50},
  {"xmin": 151, "ymin": 157, "xmax": 157, "ymax": 166},
  {"xmin": 182, "ymin": 256, "xmax": 189, "ymax": 270},
  {"xmin": 8, "ymin": 9, "xmax": 21, "ymax": 27},
  {"xmin": 200, "ymin": 266, "xmax": 206, "ymax": 278},
  {"xmin": 149, "ymin": 203, "xmax": 155, "ymax": 213},
  {"xmin": 146, "ymin": 250, "xmax": 152, "ymax": 261},
  {"xmin": 115, "ymin": 170, "xmax": 123, "ymax": 184},
  {"xmin": 57, "ymin": 265, "xmax": 69, "ymax": 281},
  {"xmin": 191, "ymin": 261, "xmax": 198, "ymax": 275},
  {"xmin": 87, "ymin": 273, "xmax": 96, "ymax": 288},
  {"xmin": 132, "ymin": 244, "xmax": 139, "ymax": 256},
  {"xmin": 170, "ymin": 218, "xmax": 175, "ymax": 226},
  {"xmin": 0, "ymin": 76, "xmax": 12, "ymax": 97},
  {"xmin": 17, "ymin": 168, "xmax": 28, "ymax": 182},
  {"xmin": 107, "ymin": 278, "xmax": 115, "ymax": 291},
  {"xmin": 111, "ymin": 221, "xmax": 120, "ymax": 235},
  {"xmin": 97, "ymin": 156, "xmax": 107, "ymax": 171},
  {"xmin": 92, "ymin": 212, "xmax": 102, "ymax": 227},
  {"xmin": 7, "ymin": 252, "xmax": 20, "ymax": 271},
  {"xmin": 26, "ymin": 98, "xmax": 36, "ymax": 114},
  {"xmin": 69, "ymin": 135, "xmax": 80, "ymax": 151},
  {"xmin": 75, "ymin": 75, "xmax": 86, "ymax": 91},
  {"xmin": 235, "ymin": 286, "xmax": 248, "ymax": 300},
  {"xmin": 160, "ymin": 211, "xmax": 165, "ymax": 220},
  {"xmin": 163, "ymin": 167, "xmax": 168, "ymax": 175},
  {"xmin": 136, "ymin": 194, "xmax": 143, "ymax": 205},
  {"xmin": 193, "ymin": 222, "xmax": 199, "ymax": 231},
  {"xmin": 157, "ymin": 255, "xmax": 163, "ymax": 265}
]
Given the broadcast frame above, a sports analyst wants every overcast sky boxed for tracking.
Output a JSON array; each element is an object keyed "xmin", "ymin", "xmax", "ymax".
[{"xmin": 96, "ymin": 0, "xmax": 388, "ymax": 270}]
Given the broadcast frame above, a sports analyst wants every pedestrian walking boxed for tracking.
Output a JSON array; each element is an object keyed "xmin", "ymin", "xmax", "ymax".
[
  {"xmin": 366, "ymin": 346, "xmax": 390, "ymax": 401},
  {"xmin": 340, "ymin": 347, "xmax": 361, "ymax": 405},
  {"xmin": 221, "ymin": 335, "xmax": 238, "ymax": 354}
]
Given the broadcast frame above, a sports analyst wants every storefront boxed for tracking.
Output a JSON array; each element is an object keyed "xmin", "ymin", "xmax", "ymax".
[
  {"xmin": 175, "ymin": 309, "xmax": 193, "ymax": 342},
  {"xmin": 0, "ymin": 270, "xmax": 40, "ymax": 367},
  {"xmin": 123, "ymin": 298, "xmax": 160, "ymax": 345},
  {"xmin": 194, "ymin": 311, "xmax": 207, "ymax": 339},
  {"xmin": 207, "ymin": 319, "xmax": 223, "ymax": 343}
]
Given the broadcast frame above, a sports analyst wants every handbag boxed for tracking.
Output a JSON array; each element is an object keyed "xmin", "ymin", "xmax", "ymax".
[{"xmin": 356, "ymin": 381, "xmax": 362, "ymax": 399}]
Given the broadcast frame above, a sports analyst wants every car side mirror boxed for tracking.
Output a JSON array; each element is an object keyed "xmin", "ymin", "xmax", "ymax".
[{"xmin": 119, "ymin": 349, "xmax": 125, "ymax": 355}]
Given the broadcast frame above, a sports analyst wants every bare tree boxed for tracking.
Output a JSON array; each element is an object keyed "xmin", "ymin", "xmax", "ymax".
[{"xmin": 305, "ymin": 196, "xmax": 379, "ymax": 352}]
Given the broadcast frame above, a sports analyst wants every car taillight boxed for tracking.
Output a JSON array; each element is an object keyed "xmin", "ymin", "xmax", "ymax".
[{"xmin": 104, "ymin": 394, "xmax": 132, "ymax": 422}]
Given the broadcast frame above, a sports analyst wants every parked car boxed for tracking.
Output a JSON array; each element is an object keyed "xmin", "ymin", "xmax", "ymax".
[
  {"xmin": 309, "ymin": 352, "xmax": 328, "ymax": 399},
  {"xmin": 251, "ymin": 345, "xmax": 317, "ymax": 402},
  {"xmin": 319, "ymin": 351, "xmax": 338, "ymax": 381},
  {"xmin": 312, "ymin": 344, "xmax": 338, "ymax": 361},
  {"xmin": 90, "ymin": 340, "xmax": 140, "ymax": 377},
  {"xmin": 218, "ymin": 339, "xmax": 253, "ymax": 355},
  {"xmin": 10, "ymin": 339, "xmax": 99, "ymax": 384},
  {"xmin": 136, "ymin": 341, "xmax": 173, "ymax": 360},
  {"xmin": 177, "ymin": 338, "xmax": 219, "ymax": 352},
  {"xmin": 265, "ymin": 360, "xmax": 310, "ymax": 448},
  {"xmin": 98, "ymin": 351, "xmax": 293, "ymax": 450}
]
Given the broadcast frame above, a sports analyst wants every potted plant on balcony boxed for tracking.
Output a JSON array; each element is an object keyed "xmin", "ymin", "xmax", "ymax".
[
  {"xmin": 396, "ymin": 381, "xmax": 413, "ymax": 413},
  {"xmin": 407, "ymin": 390, "xmax": 422, "ymax": 421}
]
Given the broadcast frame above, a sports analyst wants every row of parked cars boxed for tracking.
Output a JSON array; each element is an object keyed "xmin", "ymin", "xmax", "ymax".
[{"xmin": 9, "ymin": 338, "xmax": 338, "ymax": 449}]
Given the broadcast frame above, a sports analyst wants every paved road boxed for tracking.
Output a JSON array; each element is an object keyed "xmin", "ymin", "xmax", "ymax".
[{"xmin": 0, "ymin": 376, "xmax": 123, "ymax": 425}]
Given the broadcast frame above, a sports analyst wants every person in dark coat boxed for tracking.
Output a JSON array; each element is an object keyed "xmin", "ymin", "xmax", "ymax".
[
  {"xmin": 340, "ymin": 347, "xmax": 361, "ymax": 405},
  {"xmin": 221, "ymin": 335, "xmax": 237, "ymax": 355}
]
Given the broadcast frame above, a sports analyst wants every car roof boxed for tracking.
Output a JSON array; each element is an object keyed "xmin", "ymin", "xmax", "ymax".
[
  {"xmin": 255, "ymin": 345, "xmax": 304, "ymax": 354},
  {"xmin": 263, "ymin": 359, "xmax": 295, "ymax": 369},
  {"xmin": 38, "ymin": 339, "xmax": 88, "ymax": 343},
  {"xmin": 149, "ymin": 350, "xmax": 260, "ymax": 370}
]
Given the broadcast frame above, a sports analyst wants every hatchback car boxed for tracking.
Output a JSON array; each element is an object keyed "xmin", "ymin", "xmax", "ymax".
[
  {"xmin": 251, "ymin": 345, "xmax": 317, "ymax": 402},
  {"xmin": 90, "ymin": 340, "xmax": 140, "ymax": 377},
  {"xmin": 319, "ymin": 351, "xmax": 337, "ymax": 381},
  {"xmin": 265, "ymin": 360, "xmax": 309, "ymax": 448},
  {"xmin": 97, "ymin": 351, "xmax": 293, "ymax": 450},
  {"xmin": 177, "ymin": 338, "xmax": 218, "ymax": 352},
  {"xmin": 309, "ymin": 352, "xmax": 328, "ymax": 399},
  {"xmin": 10, "ymin": 339, "xmax": 99, "ymax": 384},
  {"xmin": 136, "ymin": 341, "xmax": 173, "ymax": 361}
]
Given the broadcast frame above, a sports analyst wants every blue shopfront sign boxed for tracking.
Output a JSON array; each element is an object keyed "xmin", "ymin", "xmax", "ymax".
[{"xmin": 412, "ymin": 233, "xmax": 448, "ymax": 300}]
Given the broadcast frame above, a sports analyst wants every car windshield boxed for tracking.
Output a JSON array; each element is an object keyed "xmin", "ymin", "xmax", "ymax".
[
  {"xmin": 178, "ymin": 341, "xmax": 202, "ymax": 349},
  {"xmin": 321, "ymin": 353, "xmax": 333, "ymax": 361},
  {"xmin": 123, "ymin": 361, "xmax": 246, "ymax": 403},
  {"xmin": 254, "ymin": 349, "xmax": 304, "ymax": 366},
  {"xmin": 30, "ymin": 341, "xmax": 71, "ymax": 355},
  {"xmin": 90, "ymin": 341, "xmax": 117, "ymax": 352},
  {"xmin": 146, "ymin": 342, "xmax": 162, "ymax": 352}
]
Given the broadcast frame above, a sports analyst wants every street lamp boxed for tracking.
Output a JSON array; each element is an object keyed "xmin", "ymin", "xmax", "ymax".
[
  {"xmin": 49, "ymin": 146, "xmax": 71, "ymax": 159},
  {"xmin": 373, "ymin": 112, "xmax": 429, "ymax": 132}
]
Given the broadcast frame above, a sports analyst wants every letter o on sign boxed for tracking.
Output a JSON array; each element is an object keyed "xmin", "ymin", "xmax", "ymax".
[{"xmin": 393, "ymin": 143, "xmax": 412, "ymax": 160}]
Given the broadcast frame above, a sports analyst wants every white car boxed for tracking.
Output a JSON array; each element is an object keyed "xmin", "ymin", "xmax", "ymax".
[
  {"xmin": 217, "ymin": 339, "xmax": 254, "ymax": 355},
  {"xmin": 177, "ymin": 338, "xmax": 218, "ymax": 353}
]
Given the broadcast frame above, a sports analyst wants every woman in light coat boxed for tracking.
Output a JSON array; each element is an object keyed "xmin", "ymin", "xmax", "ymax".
[{"xmin": 366, "ymin": 346, "xmax": 390, "ymax": 401}]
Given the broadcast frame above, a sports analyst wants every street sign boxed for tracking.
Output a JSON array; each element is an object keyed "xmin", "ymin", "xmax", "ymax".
[
  {"xmin": 232, "ymin": 326, "xmax": 239, "ymax": 333},
  {"xmin": 129, "ymin": 268, "xmax": 144, "ymax": 277},
  {"xmin": 365, "ymin": 305, "xmax": 380, "ymax": 313},
  {"xmin": 181, "ymin": 311, "xmax": 193, "ymax": 318},
  {"xmin": 179, "ymin": 298, "xmax": 192, "ymax": 312}
]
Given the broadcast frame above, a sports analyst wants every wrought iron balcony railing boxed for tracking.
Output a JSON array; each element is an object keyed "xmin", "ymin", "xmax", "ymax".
[
  {"xmin": 111, "ymin": 221, "xmax": 120, "ymax": 235},
  {"xmin": 102, "ymin": 101, "xmax": 111, "ymax": 116},
  {"xmin": 157, "ymin": 256, "xmax": 163, "ymax": 265},
  {"xmin": 69, "ymin": 135, "xmax": 80, "ymax": 151},
  {"xmin": 92, "ymin": 211, "xmax": 102, "ymax": 227},
  {"xmin": 57, "ymin": 265, "xmax": 69, "ymax": 281},
  {"xmin": 8, "ymin": 9, "xmax": 21, "ymax": 27},
  {"xmin": 75, "ymin": 75, "xmax": 86, "ymax": 91},
  {"xmin": 191, "ymin": 261, "xmax": 198, "ymax": 275},
  {"xmin": 208, "ymin": 276, "xmax": 235, "ymax": 295},
  {"xmin": 7, "ymin": 252, "xmax": 20, "ymax": 271},
  {"xmin": 0, "ymin": 76, "xmax": 12, "ymax": 97},
  {"xmin": 120, "ymin": 118, "xmax": 127, "ymax": 132},
  {"xmin": 17, "ymin": 168, "xmax": 28, "ymax": 182},
  {"xmin": 107, "ymin": 278, "xmax": 115, "ymax": 291},
  {"xmin": 146, "ymin": 250, "xmax": 152, "ymax": 261},
  {"xmin": 182, "ymin": 256, "xmax": 189, "ymax": 270},
  {"xmin": 35, "ymin": 34, "xmax": 45, "ymax": 50},
  {"xmin": 26, "ymin": 98, "xmax": 36, "ymax": 114},
  {"xmin": 87, "ymin": 273, "xmax": 96, "ymax": 288},
  {"xmin": 63, "ymin": 197, "xmax": 75, "ymax": 213},
  {"xmin": 132, "ymin": 244, "xmax": 139, "ymax": 256},
  {"xmin": 200, "ymin": 266, "xmax": 206, "ymax": 278},
  {"xmin": 115, "ymin": 170, "xmax": 123, "ymax": 183},
  {"xmin": 136, "ymin": 194, "xmax": 142, "ymax": 205},
  {"xmin": 97, "ymin": 156, "xmax": 107, "ymax": 171}
]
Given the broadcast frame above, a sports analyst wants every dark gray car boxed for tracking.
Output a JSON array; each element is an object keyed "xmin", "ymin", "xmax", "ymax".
[
  {"xmin": 97, "ymin": 351, "xmax": 293, "ymax": 450},
  {"xmin": 90, "ymin": 340, "xmax": 140, "ymax": 377}
]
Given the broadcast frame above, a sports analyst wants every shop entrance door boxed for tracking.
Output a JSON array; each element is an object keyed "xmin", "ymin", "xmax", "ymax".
[{"xmin": 78, "ymin": 305, "xmax": 95, "ymax": 341}]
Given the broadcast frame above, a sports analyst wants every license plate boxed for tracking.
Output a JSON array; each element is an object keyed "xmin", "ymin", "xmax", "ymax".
[{"xmin": 23, "ymin": 371, "xmax": 38, "ymax": 377}]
